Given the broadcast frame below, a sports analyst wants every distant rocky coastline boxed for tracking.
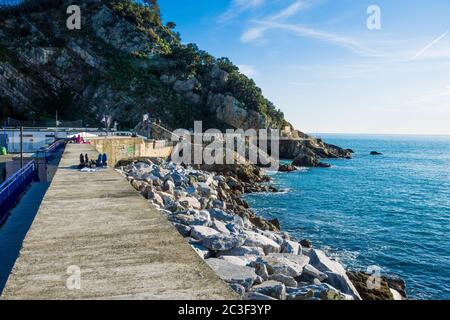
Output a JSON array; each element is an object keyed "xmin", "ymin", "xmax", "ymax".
[{"xmin": 117, "ymin": 159, "xmax": 406, "ymax": 300}]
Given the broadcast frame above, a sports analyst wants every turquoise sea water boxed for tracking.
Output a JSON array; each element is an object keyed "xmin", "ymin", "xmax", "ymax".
[{"xmin": 245, "ymin": 134, "xmax": 450, "ymax": 300}]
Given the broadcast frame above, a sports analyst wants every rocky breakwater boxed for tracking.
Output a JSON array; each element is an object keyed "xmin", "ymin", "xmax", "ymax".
[{"xmin": 117, "ymin": 160, "xmax": 404, "ymax": 300}]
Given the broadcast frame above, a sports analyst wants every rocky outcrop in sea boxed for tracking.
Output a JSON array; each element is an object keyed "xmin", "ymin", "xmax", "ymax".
[{"xmin": 117, "ymin": 159, "xmax": 406, "ymax": 300}]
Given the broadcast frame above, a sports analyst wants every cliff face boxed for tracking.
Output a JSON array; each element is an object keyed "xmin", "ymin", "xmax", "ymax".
[
  {"xmin": 0, "ymin": 0, "xmax": 350, "ymax": 162},
  {"xmin": 0, "ymin": 0, "xmax": 285, "ymax": 129}
]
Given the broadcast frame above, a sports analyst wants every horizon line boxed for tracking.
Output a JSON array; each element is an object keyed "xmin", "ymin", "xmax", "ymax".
[{"xmin": 306, "ymin": 132, "xmax": 450, "ymax": 137}]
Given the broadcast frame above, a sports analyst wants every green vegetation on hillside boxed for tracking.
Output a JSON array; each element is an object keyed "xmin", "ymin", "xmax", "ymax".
[{"xmin": 0, "ymin": 0, "xmax": 287, "ymax": 130}]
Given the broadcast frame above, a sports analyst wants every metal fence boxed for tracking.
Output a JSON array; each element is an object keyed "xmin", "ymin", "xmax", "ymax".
[
  {"xmin": 0, "ymin": 161, "xmax": 37, "ymax": 225},
  {"xmin": 42, "ymin": 139, "xmax": 65, "ymax": 160},
  {"xmin": 4, "ymin": 117, "xmax": 84, "ymax": 128}
]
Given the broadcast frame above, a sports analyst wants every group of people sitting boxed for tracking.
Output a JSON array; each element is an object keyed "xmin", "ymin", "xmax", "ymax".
[
  {"xmin": 73, "ymin": 135, "xmax": 86, "ymax": 144},
  {"xmin": 78, "ymin": 153, "xmax": 108, "ymax": 169}
]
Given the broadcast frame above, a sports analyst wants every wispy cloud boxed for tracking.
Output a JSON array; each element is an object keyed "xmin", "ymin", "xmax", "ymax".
[
  {"xmin": 410, "ymin": 31, "xmax": 449, "ymax": 61},
  {"xmin": 220, "ymin": 0, "xmax": 265, "ymax": 22},
  {"xmin": 241, "ymin": 26, "xmax": 268, "ymax": 43},
  {"xmin": 240, "ymin": 0, "xmax": 313, "ymax": 43},
  {"xmin": 244, "ymin": 21, "xmax": 380, "ymax": 57},
  {"xmin": 271, "ymin": 0, "xmax": 311, "ymax": 20},
  {"xmin": 237, "ymin": 64, "xmax": 260, "ymax": 77},
  {"xmin": 407, "ymin": 85, "xmax": 450, "ymax": 112},
  {"xmin": 238, "ymin": 0, "xmax": 379, "ymax": 57}
]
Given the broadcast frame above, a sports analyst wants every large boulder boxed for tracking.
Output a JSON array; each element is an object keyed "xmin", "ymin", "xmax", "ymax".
[
  {"xmin": 206, "ymin": 258, "xmax": 258, "ymax": 290},
  {"xmin": 190, "ymin": 243, "xmax": 210, "ymax": 259},
  {"xmin": 347, "ymin": 271, "xmax": 399, "ymax": 300},
  {"xmin": 147, "ymin": 191, "xmax": 164, "ymax": 207},
  {"xmin": 217, "ymin": 246, "xmax": 265, "ymax": 257},
  {"xmin": 281, "ymin": 240, "xmax": 302, "ymax": 255},
  {"xmin": 229, "ymin": 283, "xmax": 246, "ymax": 297},
  {"xmin": 169, "ymin": 210, "xmax": 211, "ymax": 227},
  {"xmin": 211, "ymin": 219, "xmax": 231, "ymax": 234},
  {"xmin": 251, "ymin": 280, "xmax": 286, "ymax": 300},
  {"xmin": 302, "ymin": 264, "xmax": 328, "ymax": 282},
  {"xmin": 178, "ymin": 196, "xmax": 202, "ymax": 210},
  {"xmin": 267, "ymin": 253, "xmax": 310, "ymax": 269},
  {"xmin": 308, "ymin": 249, "xmax": 361, "ymax": 300},
  {"xmin": 243, "ymin": 230, "xmax": 281, "ymax": 254},
  {"xmin": 202, "ymin": 233, "xmax": 247, "ymax": 251},
  {"xmin": 260, "ymin": 255, "xmax": 304, "ymax": 278},
  {"xmin": 190, "ymin": 226, "xmax": 219, "ymax": 241},
  {"xmin": 208, "ymin": 208, "xmax": 235, "ymax": 223},
  {"xmin": 218, "ymin": 255, "xmax": 257, "ymax": 267},
  {"xmin": 270, "ymin": 274, "xmax": 298, "ymax": 288}
]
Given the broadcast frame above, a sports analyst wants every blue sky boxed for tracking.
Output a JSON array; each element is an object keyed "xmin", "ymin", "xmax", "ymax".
[{"xmin": 162, "ymin": 0, "xmax": 450, "ymax": 134}]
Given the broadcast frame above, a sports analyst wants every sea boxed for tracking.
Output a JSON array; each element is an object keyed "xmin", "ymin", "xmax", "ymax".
[{"xmin": 245, "ymin": 134, "xmax": 450, "ymax": 300}]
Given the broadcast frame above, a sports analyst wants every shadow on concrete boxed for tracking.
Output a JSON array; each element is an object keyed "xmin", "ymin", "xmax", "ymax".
[{"xmin": 0, "ymin": 182, "xmax": 50, "ymax": 294}]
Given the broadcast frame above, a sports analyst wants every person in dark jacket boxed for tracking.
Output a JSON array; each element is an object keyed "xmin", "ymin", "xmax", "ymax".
[
  {"xmin": 102, "ymin": 153, "xmax": 108, "ymax": 167},
  {"xmin": 78, "ymin": 154, "xmax": 85, "ymax": 169},
  {"xmin": 96, "ymin": 154, "xmax": 102, "ymax": 167}
]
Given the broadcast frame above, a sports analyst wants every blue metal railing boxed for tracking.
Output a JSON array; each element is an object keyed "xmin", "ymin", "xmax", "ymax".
[
  {"xmin": 43, "ymin": 139, "xmax": 65, "ymax": 159},
  {"xmin": 36, "ymin": 139, "xmax": 66, "ymax": 160},
  {"xmin": 0, "ymin": 161, "xmax": 37, "ymax": 225}
]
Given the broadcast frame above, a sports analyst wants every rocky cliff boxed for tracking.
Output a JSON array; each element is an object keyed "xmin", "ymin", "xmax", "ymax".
[{"xmin": 0, "ymin": 0, "xmax": 350, "ymax": 164}]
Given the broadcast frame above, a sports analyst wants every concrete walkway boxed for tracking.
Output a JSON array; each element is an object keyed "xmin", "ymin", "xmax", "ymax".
[
  {"xmin": 1, "ymin": 143, "xmax": 237, "ymax": 300},
  {"xmin": 0, "ymin": 182, "xmax": 50, "ymax": 293}
]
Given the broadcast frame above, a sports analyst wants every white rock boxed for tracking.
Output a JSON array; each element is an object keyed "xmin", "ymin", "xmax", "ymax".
[
  {"xmin": 206, "ymin": 258, "xmax": 258, "ymax": 290},
  {"xmin": 218, "ymin": 255, "xmax": 257, "ymax": 267},
  {"xmin": 308, "ymin": 249, "xmax": 361, "ymax": 300},
  {"xmin": 190, "ymin": 226, "xmax": 219, "ymax": 241},
  {"xmin": 148, "ymin": 191, "xmax": 164, "ymax": 207},
  {"xmin": 179, "ymin": 196, "xmax": 201, "ymax": 210},
  {"xmin": 217, "ymin": 246, "xmax": 265, "ymax": 257},
  {"xmin": 270, "ymin": 274, "xmax": 298, "ymax": 288},
  {"xmin": 253, "ymin": 261, "xmax": 269, "ymax": 281},
  {"xmin": 281, "ymin": 240, "xmax": 302, "ymax": 255},
  {"xmin": 190, "ymin": 243, "xmax": 210, "ymax": 259},
  {"xmin": 260, "ymin": 255, "xmax": 303, "ymax": 278},
  {"xmin": 198, "ymin": 210, "xmax": 211, "ymax": 222},
  {"xmin": 208, "ymin": 208, "xmax": 235, "ymax": 222},
  {"xmin": 267, "ymin": 253, "xmax": 310, "ymax": 269},
  {"xmin": 244, "ymin": 230, "xmax": 281, "ymax": 254},
  {"xmin": 302, "ymin": 264, "xmax": 328, "ymax": 281},
  {"xmin": 211, "ymin": 219, "xmax": 231, "ymax": 234},
  {"xmin": 251, "ymin": 280, "xmax": 286, "ymax": 300},
  {"xmin": 170, "ymin": 211, "xmax": 211, "ymax": 227},
  {"xmin": 229, "ymin": 283, "xmax": 246, "ymax": 297},
  {"xmin": 158, "ymin": 191, "xmax": 175, "ymax": 205},
  {"xmin": 202, "ymin": 233, "xmax": 247, "ymax": 251},
  {"xmin": 258, "ymin": 230, "xmax": 284, "ymax": 246},
  {"xmin": 390, "ymin": 288, "xmax": 403, "ymax": 300},
  {"xmin": 163, "ymin": 180, "xmax": 175, "ymax": 193},
  {"xmin": 254, "ymin": 275, "xmax": 264, "ymax": 285}
]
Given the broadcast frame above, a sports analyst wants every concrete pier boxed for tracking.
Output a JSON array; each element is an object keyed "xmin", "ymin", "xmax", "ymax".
[{"xmin": 1, "ymin": 143, "xmax": 237, "ymax": 300}]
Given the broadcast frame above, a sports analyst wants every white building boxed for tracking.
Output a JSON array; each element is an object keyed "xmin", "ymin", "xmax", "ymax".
[{"xmin": 0, "ymin": 129, "xmax": 68, "ymax": 153}]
